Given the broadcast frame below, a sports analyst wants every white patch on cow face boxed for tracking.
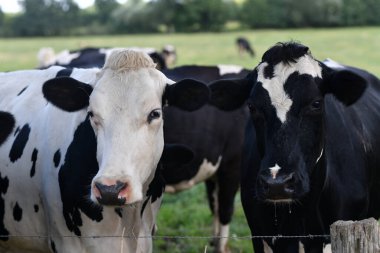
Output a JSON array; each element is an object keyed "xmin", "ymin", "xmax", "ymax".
[
  {"xmin": 90, "ymin": 67, "xmax": 168, "ymax": 204},
  {"xmin": 269, "ymin": 164, "xmax": 281, "ymax": 179},
  {"xmin": 257, "ymin": 55, "xmax": 323, "ymax": 123},
  {"xmin": 217, "ymin": 64, "xmax": 243, "ymax": 76}
]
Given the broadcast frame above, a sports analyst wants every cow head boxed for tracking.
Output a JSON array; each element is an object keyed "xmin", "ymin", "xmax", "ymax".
[
  {"xmin": 210, "ymin": 42, "xmax": 367, "ymax": 202},
  {"xmin": 43, "ymin": 49, "xmax": 209, "ymax": 206}
]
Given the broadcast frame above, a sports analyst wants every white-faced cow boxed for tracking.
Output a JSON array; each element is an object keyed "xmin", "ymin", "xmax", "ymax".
[
  {"xmin": 0, "ymin": 49, "xmax": 210, "ymax": 253},
  {"xmin": 162, "ymin": 64, "xmax": 250, "ymax": 253},
  {"xmin": 37, "ymin": 46, "xmax": 173, "ymax": 71},
  {"xmin": 209, "ymin": 42, "xmax": 380, "ymax": 252}
]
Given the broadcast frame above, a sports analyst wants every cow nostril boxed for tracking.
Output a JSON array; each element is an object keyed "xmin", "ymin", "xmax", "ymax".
[
  {"xmin": 283, "ymin": 173, "xmax": 295, "ymax": 193},
  {"xmin": 259, "ymin": 175, "xmax": 270, "ymax": 193},
  {"xmin": 94, "ymin": 181, "xmax": 128, "ymax": 206}
]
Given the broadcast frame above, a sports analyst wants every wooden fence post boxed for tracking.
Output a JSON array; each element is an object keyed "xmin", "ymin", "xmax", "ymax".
[{"xmin": 330, "ymin": 218, "xmax": 380, "ymax": 253}]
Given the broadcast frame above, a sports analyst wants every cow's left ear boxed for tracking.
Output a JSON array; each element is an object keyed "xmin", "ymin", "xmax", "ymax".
[
  {"xmin": 163, "ymin": 79, "xmax": 209, "ymax": 111},
  {"xmin": 43, "ymin": 77, "xmax": 93, "ymax": 112},
  {"xmin": 322, "ymin": 69, "xmax": 367, "ymax": 106},
  {"xmin": 0, "ymin": 111, "xmax": 15, "ymax": 145}
]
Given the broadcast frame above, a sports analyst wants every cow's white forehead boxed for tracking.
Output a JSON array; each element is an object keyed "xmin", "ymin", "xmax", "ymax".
[{"xmin": 257, "ymin": 55, "xmax": 322, "ymax": 123}]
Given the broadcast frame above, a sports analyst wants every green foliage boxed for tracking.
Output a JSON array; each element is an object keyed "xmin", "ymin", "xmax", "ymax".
[
  {"xmin": 10, "ymin": 0, "xmax": 80, "ymax": 36},
  {"xmin": 0, "ymin": 0, "xmax": 380, "ymax": 35}
]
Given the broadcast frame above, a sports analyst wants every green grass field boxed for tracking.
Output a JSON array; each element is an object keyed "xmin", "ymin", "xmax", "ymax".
[
  {"xmin": 0, "ymin": 27, "xmax": 379, "ymax": 252},
  {"xmin": 0, "ymin": 27, "xmax": 379, "ymax": 77}
]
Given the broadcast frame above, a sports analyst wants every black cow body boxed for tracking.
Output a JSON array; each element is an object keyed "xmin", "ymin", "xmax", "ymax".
[
  {"xmin": 162, "ymin": 65, "xmax": 250, "ymax": 253},
  {"xmin": 209, "ymin": 42, "xmax": 380, "ymax": 252},
  {"xmin": 38, "ymin": 47, "xmax": 168, "ymax": 70}
]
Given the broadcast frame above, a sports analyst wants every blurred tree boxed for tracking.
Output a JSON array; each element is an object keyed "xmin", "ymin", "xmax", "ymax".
[
  {"xmin": 95, "ymin": 0, "xmax": 119, "ymax": 24},
  {"xmin": 111, "ymin": 0, "xmax": 158, "ymax": 33},
  {"xmin": 11, "ymin": 0, "xmax": 80, "ymax": 36}
]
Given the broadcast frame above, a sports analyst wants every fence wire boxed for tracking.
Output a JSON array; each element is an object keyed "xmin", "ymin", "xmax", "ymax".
[{"xmin": 0, "ymin": 234, "xmax": 330, "ymax": 240}]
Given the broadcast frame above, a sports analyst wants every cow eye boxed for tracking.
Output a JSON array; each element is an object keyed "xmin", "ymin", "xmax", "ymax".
[
  {"xmin": 247, "ymin": 102, "xmax": 258, "ymax": 115},
  {"xmin": 148, "ymin": 109, "xmax": 161, "ymax": 123},
  {"xmin": 88, "ymin": 111, "xmax": 94, "ymax": 118},
  {"xmin": 311, "ymin": 100, "xmax": 322, "ymax": 110}
]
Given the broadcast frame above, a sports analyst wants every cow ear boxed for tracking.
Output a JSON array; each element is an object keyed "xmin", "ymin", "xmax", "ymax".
[
  {"xmin": 43, "ymin": 77, "xmax": 93, "ymax": 112},
  {"xmin": 322, "ymin": 69, "xmax": 367, "ymax": 106},
  {"xmin": 0, "ymin": 111, "xmax": 15, "ymax": 145},
  {"xmin": 209, "ymin": 78, "xmax": 253, "ymax": 111},
  {"xmin": 163, "ymin": 79, "xmax": 209, "ymax": 111}
]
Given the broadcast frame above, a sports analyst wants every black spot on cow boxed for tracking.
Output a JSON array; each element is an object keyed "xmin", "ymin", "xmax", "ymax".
[
  {"xmin": 9, "ymin": 124, "xmax": 31, "ymax": 163},
  {"xmin": 50, "ymin": 239, "xmax": 58, "ymax": 253},
  {"xmin": 264, "ymin": 64, "xmax": 275, "ymax": 79},
  {"xmin": 30, "ymin": 148, "xmax": 38, "ymax": 177},
  {"xmin": 0, "ymin": 111, "xmax": 15, "ymax": 145},
  {"xmin": 13, "ymin": 202, "xmax": 22, "ymax": 222},
  {"xmin": 59, "ymin": 117, "xmax": 103, "ymax": 236},
  {"xmin": 114, "ymin": 207, "xmax": 123, "ymax": 218},
  {"xmin": 0, "ymin": 173, "xmax": 9, "ymax": 241},
  {"xmin": 34, "ymin": 204, "xmax": 39, "ymax": 213},
  {"xmin": 53, "ymin": 149, "xmax": 61, "ymax": 168},
  {"xmin": 17, "ymin": 86, "xmax": 28, "ymax": 96},
  {"xmin": 13, "ymin": 126, "xmax": 20, "ymax": 136},
  {"xmin": 141, "ymin": 164, "xmax": 165, "ymax": 217},
  {"xmin": 56, "ymin": 68, "xmax": 73, "ymax": 77}
]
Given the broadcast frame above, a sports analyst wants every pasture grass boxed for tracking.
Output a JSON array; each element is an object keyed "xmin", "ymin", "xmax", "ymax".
[
  {"xmin": 0, "ymin": 27, "xmax": 379, "ymax": 77},
  {"xmin": 0, "ymin": 27, "xmax": 379, "ymax": 252}
]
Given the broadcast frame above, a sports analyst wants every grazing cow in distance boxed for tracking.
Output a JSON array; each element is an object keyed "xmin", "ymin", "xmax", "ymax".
[
  {"xmin": 162, "ymin": 64, "xmax": 250, "ymax": 253},
  {"xmin": 0, "ymin": 49, "xmax": 210, "ymax": 253},
  {"xmin": 236, "ymin": 37, "xmax": 255, "ymax": 57},
  {"xmin": 37, "ymin": 46, "xmax": 175, "ymax": 71},
  {"xmin": 209, "ymin": 41, "xmax": 380, "ymax": 252}
]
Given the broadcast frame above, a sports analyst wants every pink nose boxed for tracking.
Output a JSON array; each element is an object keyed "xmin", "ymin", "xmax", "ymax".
[{"xmin": 93, "ymin": 180, "xmax": 128, "ymax": 206}]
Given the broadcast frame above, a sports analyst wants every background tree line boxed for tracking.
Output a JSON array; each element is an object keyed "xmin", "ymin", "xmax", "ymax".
[{"xmin": 0, "ymin": 0, "xmax": 379, "ymax": 37}]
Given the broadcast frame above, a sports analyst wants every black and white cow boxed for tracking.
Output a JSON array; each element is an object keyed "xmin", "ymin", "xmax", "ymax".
[
  {"xmin": 209, "ymin": 42, "xmax": 380, "ymax": 252},
  {"xmin": 37, "ymin": 46, "xmax": 172, "ymax": 71},
  {"xmin": 0, "ymin": 49, "xmax": 210, "ymax": 253},
  {"xmin": 162, "ymin": 64, "xmax": 250, "ymax": 253}
]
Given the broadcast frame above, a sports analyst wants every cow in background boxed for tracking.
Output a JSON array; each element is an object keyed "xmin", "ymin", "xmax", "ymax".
[
  {"xmin": 236, "ymin": 37, "xmax": 255, "ymax": 57},
  {"xmin": 0, "ymin": 49, "xmax": 210, "ymax": 253},
  {"xmin": 209, "ymin": 41, "xmax": 380, "ymax": 252},
  {"xmin": 162, "ymin": 64, "xmax": 250, "ymax": 253},
  {"xmin": 37, "ymin": 45, "xmax": 176, "ymax": 71}
]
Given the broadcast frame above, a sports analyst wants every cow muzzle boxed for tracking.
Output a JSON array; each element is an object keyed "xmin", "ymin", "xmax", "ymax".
[
  {"xmin": 258, "ymin": 172, "xmax": 295, "ymax": 202},
  {"xmin": 93, "ymin": 180, "xmax": 128, "ymax": 206}
]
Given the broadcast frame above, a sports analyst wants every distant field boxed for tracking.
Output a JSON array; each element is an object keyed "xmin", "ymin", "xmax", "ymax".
[
  {"xmin": 0, "ymin": 27, "xmax": 379, "ymax": 253},
  {"xmin": 0, "ymin": 27, "xmax": 379, "ymax": 77}
]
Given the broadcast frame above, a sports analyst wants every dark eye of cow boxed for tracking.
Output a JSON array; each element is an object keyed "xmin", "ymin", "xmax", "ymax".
[
  {"xmin": 247, "ymin": 102, "xmax": 255, "ymax": 113},
  {"xmin": 148, "ymin": 109, "xmax": 161, "ymax": 124},
  {"xmin": 88, "ymin": 111, "xmax": 94, "ymax": 118},
  {"xmin": 311, "ymin": 100, "xmax": 322, "ymax": 110}
]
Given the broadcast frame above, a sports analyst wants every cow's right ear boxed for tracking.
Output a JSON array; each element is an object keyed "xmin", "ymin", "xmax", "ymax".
[
  {"xmin": 209, "ymin": 78, "xmax": 253, "ymax": 111},
  {"xmin": 0, "ymin": 111, "xmax": 15, "ymax": 145},
  {"xmin": 43, "ymin": 77, "xmax": 93, "ymax": 112}
]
